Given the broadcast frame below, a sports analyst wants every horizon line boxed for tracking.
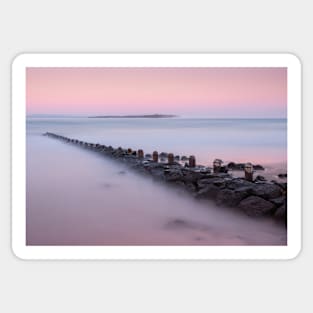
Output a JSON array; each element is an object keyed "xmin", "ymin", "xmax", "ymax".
[{"xmin": 26, "ymin": 113, "xmax": 287, "ymax": 119}]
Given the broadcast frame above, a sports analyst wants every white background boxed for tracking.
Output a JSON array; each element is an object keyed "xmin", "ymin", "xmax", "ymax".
[{"xmin": 0, "ymin": 1, "xmax": 310, "ymax": 312}]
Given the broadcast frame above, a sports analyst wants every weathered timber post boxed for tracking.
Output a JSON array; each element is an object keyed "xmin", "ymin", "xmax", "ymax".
[
  {"xmin": 213, "ymin": 159, "xmax": 222, "ymax": 173},
  {"xmin": 152, "ymin": 151, "xmax": 159, "ymax": 162},
  {"xmin": 244, "ymin": 162, "xmax": 254, "ymax": 181},
  {"xmin": 168, "ymin": 153, "xmax": 174, "ymax": 164},
  {"xmin": 138, "ymin": 149, "xmax": 144, "ymax": 159},
  {"xmin": 189, "ymin": 155, "xmax": 196, "ymax": 167},
  {"xmin": 127, "ymin": 148, "xmax": 132, "ymax": 154}
]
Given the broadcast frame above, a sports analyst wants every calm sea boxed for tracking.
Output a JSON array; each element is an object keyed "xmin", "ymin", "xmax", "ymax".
[{"xmin": 26, "ymin": 117, "xmax": 287, "ymax": 245}]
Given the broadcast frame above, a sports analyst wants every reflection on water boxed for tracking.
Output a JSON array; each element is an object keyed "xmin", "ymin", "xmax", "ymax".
[{"xmin": 26, "ymin": 118, "xmax": 287, "ymax": 245}]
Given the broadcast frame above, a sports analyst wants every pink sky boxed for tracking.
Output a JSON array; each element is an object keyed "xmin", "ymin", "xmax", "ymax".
[{"xmin": 26, "ymin": 67, "xmax": 287, "ymax": 117}]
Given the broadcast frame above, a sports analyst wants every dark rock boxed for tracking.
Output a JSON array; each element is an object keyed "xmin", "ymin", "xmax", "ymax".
[
  {"xmin": 195, "ymin": 184, "xmax": 220, "ymax": 199},
  {"xmin": 278, "ymin": 173, "xmax": 287, "ymax": 178},
  {"xmin": 160, "ymin": 152, "xmax": 168, "ymax": 157},
  {"xmin": 227, "ymin": 162, "xmax": 264, "ymax": 171},
  {"xmin": 181, "ymin": 156, "xmax": 189, "ymax": 161},
  {"xmin": 216, "ymin": 188, "xmax": 249, "ymax": 207},
  {"xmin": 145, "ymin": 163, "xmax": 166, "ymax": 180},
  {"xmin": 255, "ymin": 175, "xmax": 266, "ymax": 182},
  {"xmin": 145, "ymin": 154, "xmax": 152, "ymax": 158},
  {"xmin": 220, "ymin": 166, "xmax": 228, "ymax": 173},
  {"xmin": 198, "ymin": 167, "xmax": 211, "ymax": 174},
  {"xmin": 165, "ymin": 161, "xmax": 181, "ymax": 166},
  {"xmin": 112, "ymin": 149, "xmax": 125, "ymax": 157},
  {"xmin": 197, "ymin": 177, "xmax": 226, "ymax": 189},
  {"xmin": 164, "ymin": 169, "xmax": 183, "ymax": 182},
  {"xmin": 181, "ymin": 169, "xmax": 204, "ymax": 183},
  {"xmin": 274, "ymin": 182, "xmax": 287, "ymax": 191},
  {"xmin": 185, "ymin": 182, "xmax": 197, "ymax": 192},
  {"xmin": 226, "ymin": 178, "xmax": 254, "ymax": 190},
  {"xmin": 238, "ymin": 196, "xmax": 275, "ymax": 216},
  {"xmin": 270, "ymin": 196, "xmax": 286, "ymax": 207},
  {"xmin": 227, "ymin": 162, "xmax": 245, "ymax": 170},
  {"xmin": 274, "ymin": 203, "xmax": 287, "ymax": 220},
  {"xmin": 250, "ymin": 183, "xmax": 282, "ymax": 200},
  {"xmin": 216, "ymin": 173, "xmax": 232, "ymax": 179},
  {"xmin": 174, "ymin": 155, "xmax": 180, "ymax": 160},
  {"xmin": 173, "ymin": 181, "xmax": 186, "ymax": 188}
]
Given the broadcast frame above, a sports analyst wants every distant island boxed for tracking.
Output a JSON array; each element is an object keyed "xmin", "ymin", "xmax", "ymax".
[{"xmin": 88, "ymin": 114, "xmax": 177, "ymax": 119}]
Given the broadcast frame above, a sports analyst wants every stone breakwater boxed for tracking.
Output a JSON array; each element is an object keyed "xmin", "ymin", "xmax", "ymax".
[{"xmin": 44, "ymin": 132, "xmax": 287, "ymax": 225}]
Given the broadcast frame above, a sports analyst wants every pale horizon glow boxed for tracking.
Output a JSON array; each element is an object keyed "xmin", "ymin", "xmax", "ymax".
[{"xmin": 26, "ymin": 67, "xmax": 287, "ymax": 118}]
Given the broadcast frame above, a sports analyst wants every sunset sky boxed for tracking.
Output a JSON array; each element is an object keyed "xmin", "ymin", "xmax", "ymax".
[{"xmin": 26, "ymin": 67, "xmax": 287, "ymax": 118}]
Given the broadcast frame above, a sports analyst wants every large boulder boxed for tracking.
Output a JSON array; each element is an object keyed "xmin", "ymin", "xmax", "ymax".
[
  {"xmin": 274, "ymin": 203, "xmax": 287, "ymax": 226},
  {"xmin": 250, "ymin": 183, "xmax": 282, "ymax": 200},
  {"xmin": 270, "ymin": 196, "xmax": 286, "ymax": 207},
  {"xmin": 238, "ymin": 196, "xmax": 276, "ymax": 216},
  {"xmin": 195, "ymin": 184, "xmax": 220, "ymax": 199},
  {"xmin": 216, "ymin": 188, "xmax": 249, "ymax": 207}
]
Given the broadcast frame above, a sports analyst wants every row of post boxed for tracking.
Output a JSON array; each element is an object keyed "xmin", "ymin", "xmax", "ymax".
[
  {"xmin": 45, "ymin": 134, "xmax": 254, "ymax": 181},
  {"xmin": 128, "ymin": 148, "xmax": 254, "ymax": 181}
]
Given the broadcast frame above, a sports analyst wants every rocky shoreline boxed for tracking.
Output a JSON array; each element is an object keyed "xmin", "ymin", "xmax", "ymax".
[{"xmin": 44, "ymin": 132, "xmax": 287, "ymax": 226}]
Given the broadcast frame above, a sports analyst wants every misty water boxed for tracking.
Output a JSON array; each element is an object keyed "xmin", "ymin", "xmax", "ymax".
[{"xmin": 26, "ymin": 117, "xmax": 287, "ymax": 245}]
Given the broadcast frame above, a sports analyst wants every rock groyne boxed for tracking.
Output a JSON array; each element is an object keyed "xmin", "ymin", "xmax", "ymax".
[{"xmin": 44, "ymin": 132, "xmax": 287, "ymax": 225}]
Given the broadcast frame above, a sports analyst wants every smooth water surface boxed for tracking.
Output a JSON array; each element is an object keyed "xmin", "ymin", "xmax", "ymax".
[{"xmin": 26, "ymin": 117, "xmax": 287, "ymax": 245}]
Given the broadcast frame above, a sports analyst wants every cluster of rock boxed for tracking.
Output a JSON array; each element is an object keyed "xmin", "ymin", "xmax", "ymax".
[
  {"xmin": 227, "ymin": 162, "xmax": 265, "ymax": 171},
  {"xmin": 44, "ymin": 132, "xmax": 287, "ymax": 226}
]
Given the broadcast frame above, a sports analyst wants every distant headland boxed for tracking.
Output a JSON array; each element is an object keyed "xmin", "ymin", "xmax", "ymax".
[{"xmin": 88, "ymin": 114, "xmax": 177, "ymax": 119}]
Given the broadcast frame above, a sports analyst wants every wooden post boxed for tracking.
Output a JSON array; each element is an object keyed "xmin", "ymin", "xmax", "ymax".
[
  {"xmin": 138, "ymin": 149, "xmax": 144, "ymax": 158},
  {"xmin": 152, "ymin": 151, "xmax": 159, "ymax": 162},
  {"xmin": 189, "ymin": 155, "xmax": 196, "ymax": 167},
  {"xmin": 168, "ymin": 153, "xmax": 174, "ymax": 164},
  {"xmin": 244, "ymin": 163, "xmax": 254, "ymax": 181},
  {"xmin": 127, "ymin": 148, "xmax": 132, "ymax": 154},
  {"xmin": 213, "ymin": 159, "xmax": 222, "ymax": 173}
]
